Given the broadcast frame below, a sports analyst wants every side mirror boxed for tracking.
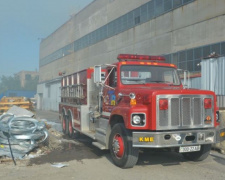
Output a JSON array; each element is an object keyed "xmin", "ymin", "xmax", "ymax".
[
  {"xmin": 94, "ymin": 65, "xmax": 102, "ymax": 83},
  {"xmin": 177, "ymin": 69, "xmax": 189, "ymax": 89}
]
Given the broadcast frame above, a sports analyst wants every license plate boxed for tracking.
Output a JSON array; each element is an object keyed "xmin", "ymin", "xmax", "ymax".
[{"xmin": 179, "ymin": 145, "xmax": 201, "ymax": 153}]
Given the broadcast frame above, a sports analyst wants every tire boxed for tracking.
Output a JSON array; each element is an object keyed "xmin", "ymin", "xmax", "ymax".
[
  {"xmin": 61, "ymin": 111, "xmax": 67, "ymax": 135},
  {"xmin": 109, "ymin": 123, "xmax": 139, "ymax": 168},
  {"xmin": 67, "ymin": 112, "xmax": 75, "ymax": 138},
  {"xmin": 182, "ymin": 144, "xmax": 211, "ymax": 161}
]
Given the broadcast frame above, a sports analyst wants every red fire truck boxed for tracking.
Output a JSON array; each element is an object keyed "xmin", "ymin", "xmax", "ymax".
[{"xmin": 59, "ymin": 54, "xmax": 225, "ymax": 168}]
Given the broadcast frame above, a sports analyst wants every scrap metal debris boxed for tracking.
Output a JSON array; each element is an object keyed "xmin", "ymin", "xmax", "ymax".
[
  {"xmin": 0, "ymin": 113, "xmax": 48, "ymax": 159},
  {"xmin": 51, "ymin": 163, "xmax": 69, "ymax": 168}
]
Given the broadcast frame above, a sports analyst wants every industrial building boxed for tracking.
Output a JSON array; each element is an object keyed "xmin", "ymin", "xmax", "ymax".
[
  {"xmin": 16, "ymin": 71, "xmax": 39, "ymax": 88},
  {"xmin": 37, "ymin": 0, "xmax": 225, "ymax": 111}
]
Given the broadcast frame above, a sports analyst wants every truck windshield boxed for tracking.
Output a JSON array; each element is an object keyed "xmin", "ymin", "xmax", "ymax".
[{"xmin": 120, "ymin": 65, "xmax": 180, "ymax": 85}]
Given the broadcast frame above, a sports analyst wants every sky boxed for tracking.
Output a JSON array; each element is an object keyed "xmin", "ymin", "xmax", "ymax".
[{"xmin": 0, "ymin": 0, "xmax": 93, "ymax": 76}]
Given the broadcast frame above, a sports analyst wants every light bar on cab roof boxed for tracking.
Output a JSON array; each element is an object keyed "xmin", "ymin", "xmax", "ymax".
[{"xmin": 117, "ymin": 54, "xmax": 165, "ymax": 62}]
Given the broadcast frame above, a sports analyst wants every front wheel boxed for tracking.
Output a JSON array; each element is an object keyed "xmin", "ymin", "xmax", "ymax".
[
  {"xmin": 109, "ymin": 123, "xmax": 139, "ymax": 168},
  {"xmin": 182, "ymin": 144, "xmax": 211, "ymax": 161}
]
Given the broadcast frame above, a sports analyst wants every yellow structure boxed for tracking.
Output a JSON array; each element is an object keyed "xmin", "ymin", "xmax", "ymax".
[{"xmin": 0, "ymin": 97, "xmax": 33, "ymax": 114}]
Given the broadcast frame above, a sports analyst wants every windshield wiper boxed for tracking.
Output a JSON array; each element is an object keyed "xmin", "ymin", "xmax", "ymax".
[{"xmin": 146, "ymin": 81, "xmax": 174, "ymax": 85}]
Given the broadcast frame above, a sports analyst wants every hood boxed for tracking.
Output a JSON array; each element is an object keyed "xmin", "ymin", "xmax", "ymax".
[{"xmin": 119, "ymin": 85, "xmax": 215, "ymax": 97}]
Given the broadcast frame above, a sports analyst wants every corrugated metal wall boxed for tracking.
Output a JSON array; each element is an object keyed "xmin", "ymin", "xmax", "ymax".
[
  {"xmin": 201, "ymin": 57, "xmax": 225, "ymax": 95},
  {"xmin": 37, "ymin": 79, "xmax": 61, "ymax": 111},
  {"xmin": 217, "ymin": 96, "xmax": 225, "ymax": 109},
  {"xmin": 201, "ymin": 56, "xmax": 225, "ymax": 108}
]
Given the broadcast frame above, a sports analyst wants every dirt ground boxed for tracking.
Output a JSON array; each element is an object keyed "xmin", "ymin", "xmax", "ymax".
[{"xmin": 0, "ymin": 110, "xmax": 225, "ymax": 180}]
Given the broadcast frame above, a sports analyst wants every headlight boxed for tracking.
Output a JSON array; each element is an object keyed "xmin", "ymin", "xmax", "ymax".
[
  {"xmin": 131, "ymin": 113, "xmax": 146, "ymax": 126},
  {"xmin": 132, "ymin": 115, "xmax": 141, "ymax": 124}
]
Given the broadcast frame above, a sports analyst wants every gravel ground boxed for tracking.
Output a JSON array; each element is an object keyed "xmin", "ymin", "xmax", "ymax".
[{"xmin": 0, "ymin": 110, "xmax": 225, "ymax": 180}]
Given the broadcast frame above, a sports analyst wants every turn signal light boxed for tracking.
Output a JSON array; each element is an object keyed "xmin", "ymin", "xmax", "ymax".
[
  {"xmin": 204, "ymin": 98, "xmax": 212, "ymax": 109},
  {"xmin": 159, "ymin": 99, "xmax": 168, "ymax": 110},
  {"xmin": 220, "ymin": 132, "xmax": 225, "ymax": 137},
  {"xmin": 130, "ymin": 99, "xmax": 137, "ymax": 106}
]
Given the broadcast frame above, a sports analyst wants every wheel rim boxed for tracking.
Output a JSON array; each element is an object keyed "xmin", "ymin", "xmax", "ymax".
[
  {"xmin": 69, "ymin": 120, "xmax": 73, "ymax": 134},
  {"xmin": 112, "ymin": 133, "xmax": 124, "ymax": 159}
]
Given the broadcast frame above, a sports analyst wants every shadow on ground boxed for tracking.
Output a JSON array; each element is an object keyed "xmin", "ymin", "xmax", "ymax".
[
  {"xmin": 29, "ymin": 134, "xmax": 108, "ymax": 165},
  {"xmin": 136, "ymin": 149, "xmax": 185, "ymax": 167},
  {"xmin": 30, "ymin": 134, "xmax": 216, "ymax": 167}
]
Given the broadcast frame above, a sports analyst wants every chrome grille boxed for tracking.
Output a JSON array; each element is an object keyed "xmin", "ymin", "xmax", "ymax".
[
  {"xmin": 171, "ymin": 98, "xmax": 179, "ymax": 126},
  {"xmin": 182, "ymin": 98, "xmax": 191, "ymax": 126},
  {"xmin": 193, "ymin": 98, "xmax": 201, "ymax": 125},
  {"xmin": 159, "ymin": 110, "xmax": 168, "ymax": 126},
  {"xmin": 156, "ymin": 95, "xmax": 214, "ymax": 130}
]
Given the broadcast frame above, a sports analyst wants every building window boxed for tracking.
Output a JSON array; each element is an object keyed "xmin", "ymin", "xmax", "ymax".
[
  {"xmin": 155, "ymin": 0, "xmax": 164, "ymax": 17},
  {"xmin": 187, "ymin": 60, "xmax": 194, "ymax": 72},
  {"xmin": 164, "ymin": 54, "xmax": 171, "ymax": 63},
  {"xmin": 203, "ymin": 45, "xmax": 210, "ymax": 58},
  {"xmin": 194, "ymin": 59, "xmax": 201, "ymax": 72},
  {"xmin": 179, "ymin": 51, "xmax": 186, "ymax": 62},
  {"xmin": 147, "ymin": 1, "xmax": 155, "ymax": 19},
  {"xmin": 186, "ymin": 49, "xmax": 193, "ymax": 61},
  {"xmin": 173, "ymin": 0, "xmax": 182, "ymax": 8},
  {"xmin": 211, "ymin": 43, "xmax": 220, "ymax": 55},
  {"xmin": 179, "ymin": 61, "xmax": 187, "ymax": 70},
  {"xmin": 183, "ymin": 0, "xmax": 193, "ymax": 4},
  {"xmin": 221, "ymin": 42, "xmax": 225, "ymax": 56},
  {"xmin": 164, "ymin": 0, "xmax": 173, "ymax": 12},
  {"xmin": 134, "ymin": 8, "xmax": 140, "ymax": 25},
  {"xmin": 194, "ymin": 47, "xmax": 202, "ymax": 60},
  {"xmin": 121, "ymin": 14, "xmax": 127, "ymax": 32},
  {"xmin": 140, "ymin": 4, "xmax": 148, "ymax": 23},
  {"xmin": 172, "ymin": 53, "xmax": 179, "ymax": 65},
  {"xmin": 135, "ymin": 16, "xmax": 140, "ymax": 25},
  {"xmin": 127, "ymin": 11, "xmax": 134, "ymax": 29}
]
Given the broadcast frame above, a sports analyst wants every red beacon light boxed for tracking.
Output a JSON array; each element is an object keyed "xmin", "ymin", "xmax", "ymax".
[{"xmin": 117, "ymin": 54, "xmax": 165, "ymax": 62}]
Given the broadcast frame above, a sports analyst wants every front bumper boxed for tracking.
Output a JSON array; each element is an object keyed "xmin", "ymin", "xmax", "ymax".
[{"xmin": 132, "ymin": 127, "xmax": 225, "ymax": 148}]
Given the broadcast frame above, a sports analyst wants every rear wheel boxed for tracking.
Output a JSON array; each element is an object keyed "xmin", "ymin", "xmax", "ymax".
[
  {"xmin": 67, "ymin": 112, "xmax": 75, "ymax": 138},
  {"xmin": 182, "ymin": 144, "xmax": 211, "ymax": 161},
  {"xmin": 61, "ymin": 111, "xmax": 67, "ymax": 135},
  {"xmin": 109, "ymin": 123, "xmax": 139, "ymax": 168}
]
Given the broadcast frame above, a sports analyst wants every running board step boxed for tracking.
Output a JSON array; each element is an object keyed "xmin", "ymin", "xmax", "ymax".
[
  {"xmin": 92, "ymin": 142, "xmax": 106, "ymax": 150},
  {"xmin": 96, "ymin": 128, "xmax": 106, "ymax": 135},
  {"xmin": 82, "ymin": 130, "xmax": 96, "ymax": 140}
]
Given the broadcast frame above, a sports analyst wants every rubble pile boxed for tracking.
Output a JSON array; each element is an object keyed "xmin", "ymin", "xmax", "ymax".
[{"xmin": 0, "ymin": 113, "xmax": 48, "ymax": 159}]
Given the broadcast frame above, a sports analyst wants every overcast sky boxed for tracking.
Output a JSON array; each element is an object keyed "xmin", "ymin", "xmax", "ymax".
[{"xmin": 0, "ymin": 0, "xmax": 93, "ymax": 76}]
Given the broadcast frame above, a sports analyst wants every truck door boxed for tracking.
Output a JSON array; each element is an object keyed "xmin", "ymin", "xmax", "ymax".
[{"xmin": 102, "ymin": 67, "xmax": 117, "ymax": 113}]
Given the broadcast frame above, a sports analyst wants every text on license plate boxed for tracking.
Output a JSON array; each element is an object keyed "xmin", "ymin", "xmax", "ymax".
[{"xmin": 179, "ymin": 145, "xmax": 201, "ymax": 153}]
